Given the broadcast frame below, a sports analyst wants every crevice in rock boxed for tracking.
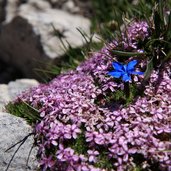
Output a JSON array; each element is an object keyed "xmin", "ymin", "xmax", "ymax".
[
  {"xmin": 0, "ymin": 58, "xmax": 24, "ymax": 84},
  {"xmin": 0, "ymin": 0, "xmax": 7, "ymax": 23}
]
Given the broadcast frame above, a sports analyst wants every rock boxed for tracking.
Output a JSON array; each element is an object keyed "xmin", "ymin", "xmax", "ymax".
[
  {"xmin": 63, "ymin": 0, "xmax": 80, "ymax": 14},
  {"xmin": 0, "ymin": 78, "xmax": 39, "ymax": 170},
  {"xmin": 0, "ymin": 16, "xmax": 49, "ymax": 79},
  {"xmin": 73, "ymin": 0, "xmax": 93, "ymax": 17},
  {"xmin": 17, "ymin": 3, "xmax": 91, "ymax": 58},
  {"xmin": 5, "ymin": 0, "xmax": 19, "ymax": 23},
  {"xmin": 47, "ymin": 0, "xmax": 93, "ymax": 17},
  {"xmin": 0, "ymin": 58, "xmax": 24, "ymax": 84},
  {"xmin": 0, "ymin": 79, "xmax": 39, "ymax": 111},
  {"xmin": 0, "ymin": 0, "xmax": 6, "ymax": 22},
  {"xmin": 49, "ymin": 0, "xmax": 80, "ymax": 14},
  {"xmin": 0, "ymin": 0, "xmax": 92, "ymax": 79},
  {"xmin": 0, "ymin": 112, "xmax": 38, "ymax": 171},
  {"xmin": 48, "ymin": 0, "xmax": 65, "ymax": 8}
]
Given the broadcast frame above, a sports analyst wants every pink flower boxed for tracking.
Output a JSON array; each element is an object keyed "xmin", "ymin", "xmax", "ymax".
[
  {"xmin": 87, "ymin": 150, "xmax": 99, "ymax": 163},
  {"xmin": 39, "ymin": 155, "xmax": 55, "ymax": 171}
]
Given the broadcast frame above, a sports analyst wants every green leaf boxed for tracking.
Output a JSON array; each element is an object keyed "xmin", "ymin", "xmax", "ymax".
[
  {"xmin": 163, "ymin": 51, "xmax": 171, "ymax": 63},
  {"xmin": 158, "ymin": 0, "xmax": 164, "ymax": 23},
  {"xmin": 146, "ymin": 39, "xmax": 171, "ymax": 48},
  {"xmin": 76, "ymin": 28, "xmax": 90, "ymax": 45},
  {"xmin": 166, "ymin": 11, "xmax": 171, "ymax": 39},
  {"xmin": 5, "ymin": 102, "xmax": 40, "ymax": 125},
  {"xmin": 144, "ymin": 57, "xmax": 154, "ymax": 81},
  {"xmin": 154, "ymin": 11, "xmax": 161, "ymax": 37},
  {"xmin": 111, "ymin": 50, "xmax": 145, "ymax": 57},
  {"xmin": 133, "ymin": 166, "xmax": 142, "ymax": 171}
]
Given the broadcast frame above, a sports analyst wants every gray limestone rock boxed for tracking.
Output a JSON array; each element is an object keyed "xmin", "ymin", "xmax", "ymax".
[
  {"xmin": 0, "ymin": 79, "xmax": 38, "ymax": 112},
  {"xmin": 0, "ymin": 78, "xmax": 39, "ymax": 170},
  {"xmin": 0, "ymin": 112, "xmax": 38, "ymax": 171}
]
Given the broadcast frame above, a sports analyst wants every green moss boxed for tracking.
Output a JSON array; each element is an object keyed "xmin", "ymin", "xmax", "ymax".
[
  {"xmin": 124, "ymin": 83, "xmax": 140, "ymax": 105},
  {"xmin": 113, "ymin": 88, "xmax": 126, "ymax": 101},
  {"xmin": 95, "ymin": 151, "xmax": 113, "ymax": 169},
  {"xmin": 96, "ymin": 83, "xmax": 141, "ymax": 107},
  {"xmin": 5, "ymin": 102, "xmax": 40, "ymax": 126},
  {"xmin": 69, "ymin": 132, "xmax": 88, "ymax": 155},
  {"xmin": 132, "ymin": 167, "xmax": 142, "ymax": 171}
]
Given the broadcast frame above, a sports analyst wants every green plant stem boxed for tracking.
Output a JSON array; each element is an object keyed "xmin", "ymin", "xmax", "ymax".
[{"xmin": 124, "ymin": 82, "xmax": 130, "ymax": 98}]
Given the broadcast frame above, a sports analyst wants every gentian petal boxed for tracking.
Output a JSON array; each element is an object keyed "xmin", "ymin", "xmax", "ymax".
[
  {"xmin": 126, "ymin": 60, "xmax": 137, "ymax": 71},
  {"xmin": 108, "ymin": 71, "xmax": 122, "ymax": 78},
  {"xmin": 130, "ymin": 71, "xmax": 144, "ymax": 75},
  {"xmin": 123, "ymin": 65, "xmax": 127, "ymax": 72},
  {"xmin": 122, "ymin": 73, "xmax": 131, "ymax": 82},
  {"xmin": 112, "ymin": 62, "xmax": 124, "ymax": 72}
]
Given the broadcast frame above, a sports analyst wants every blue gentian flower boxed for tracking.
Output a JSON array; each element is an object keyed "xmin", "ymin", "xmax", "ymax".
[{"xmin": 108, "ymin": 60, "xmax": 144, "ymax": 82}]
